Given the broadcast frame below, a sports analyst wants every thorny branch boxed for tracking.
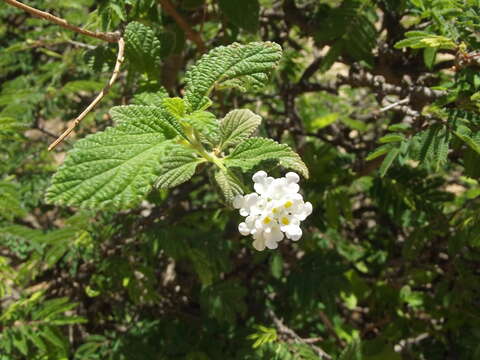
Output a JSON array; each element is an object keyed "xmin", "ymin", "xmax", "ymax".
[
  {"xmin": 268, "ymin": 309, "xmax": 333, "ymax": 359},
  {"xmin": 337, "ymin": 67, "xmax": 446, "ymax": 103}
]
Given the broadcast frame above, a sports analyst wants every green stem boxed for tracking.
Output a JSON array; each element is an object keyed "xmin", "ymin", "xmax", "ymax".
[
  {"xmin": 185, "ymin": 126, "xmax": 227, "ymax": 171},
  {"xmin": 183, "ymin": 126, "xmax": 249, "ymax": 194}
]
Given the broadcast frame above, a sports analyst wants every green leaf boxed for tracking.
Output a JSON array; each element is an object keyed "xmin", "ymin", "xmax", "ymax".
[
  {"xmin": 379, "ymin": 133, "xmax": 405, "ymax": 144},
  {"xmin": 163, "ymin": 97, "xmax": 186, "ymax": 118},
  {"xmin": 132, "ymin": 88, "xmax": 169, "ymax": 107},
  {"xmin": 366, "ymin": 145, "xmax": 392, "ymax": 161},
  {"xmin": 379, "ymin": 148, "xmax": 400, "ymax": 177},
  {"xmin": 454, "ymin": 125, "xmax": 480, "ymax": 155},
  {"xmin": 188, "ymin": 248, "xmax": 215, "ymax": 286},
  {"xmin": 183, "ymin": 111, "xmax": 220, "ymax": 147},
  {"xmin": 310, "ymin": 112, "xmax": 339, "ymax": 129},
  {"xmin": 184, "ymin": 42, "xmax": 282, "ymax": 112},
  {"xmin": 394, "ymin": 32, "xmax": 457, "ymax": 50},
  {"xmin": 341, "ymin": 117, "xmax": 367, "ymax": 131},
  {"xmin": 13, "ymin": 331, "xmax": 28, "ymax": 356},
  {"xmin": 423, "ymin": 47, "xmax": 437, "ymax": 70},
  {"xmin": 49, "ymin": 316, "xmax": 87, "ymax": 326},
  {"xmin": 0, "ymin": 180, "xmax": 26, "ymax": 221},
  {"xmin": 62, "ymin": 80, "xmax": 104, "ymax": 94},
  {"xmin": 214, "ymin": 170, "xmax": 244, "ymax": 203},
  {"xmin": 41, "ymin": 326, "xmax": 67, "ymax": 350},
  {"xmin": 124, "ymin": 21, "xmax": 162, "ymax": 78},
  {"xmin": 432, "ymin": 128, "xmax": 451, "ymax": 170},
  {"xmin": 155, "ymin": 143, "xmax": 202, "ymax": 189},
  {"xmin": 339, "ymin": 340, "xmax": 362, "ymax": 360},
  {"xmin": 225, "ymin": 137, "xmax": 309, "ymax": 178},
  {"xmin": 200, "ymin": 280, "xmax": 247, "ymax": 324},
  {"xmin": 315, "ymin": 1, "xmax": 377, "ymax": 70},
  {"xmin": 219, "ymin": 109, "xmax": 262, "ymax": 150},
  {"xmin": 218, "ymin": 0, "xmax": 260, "ymax": 33},
  {"xmin": 33, "ymin": 297, "xmax": 74, "ymax": 320},
  {"xmin": 46, "ymin": 108, "xmax": 182, "ymax": 210},
  {"xmin": 110, "ymin": 105, "xmax": 186, "ymax": 138},
  {"xmin": 319, "ymin": 43, "xmax": 343, "ymax": 72},
  {"xmin": 464, "ymin": 148, "xmax": 480, "ymax": 178},
  {"xmin": 25, "ymin": 328, "xmax": 47, "ymax": 353}
]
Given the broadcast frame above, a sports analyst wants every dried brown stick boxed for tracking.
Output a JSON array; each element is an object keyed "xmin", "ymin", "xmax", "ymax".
[
  {"xmin": 158, "ymin": 0, "xmax": 206, "ymax": 52},
  {"xmin": 2, "ymin": 0, "xmax": 120, "ymax": 42},
  {"xmin": 268, "ymin": 309, "xmax": 332, "ymax": 359},
  {"xmin": 48, "ymin": 37, "xmax": 125, "ymax": 151}
]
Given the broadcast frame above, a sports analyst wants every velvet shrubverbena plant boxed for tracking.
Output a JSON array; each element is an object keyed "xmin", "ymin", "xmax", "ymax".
[
  {"xmin": 45, "ymin": 41, "xmax": 309, "ymax": 211},
  {"xmin": 233, "ymin": 171, "xmax": 312, "ymax": 251}
]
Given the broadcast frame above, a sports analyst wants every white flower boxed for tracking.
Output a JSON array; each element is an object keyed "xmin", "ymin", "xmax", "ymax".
[{"xmin": 234, "ymin": 171, "xmax": 312, "ymax": 251}]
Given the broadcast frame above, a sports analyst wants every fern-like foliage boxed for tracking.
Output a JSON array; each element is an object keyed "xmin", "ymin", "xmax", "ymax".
[
  {"xmin": 314, "ymin": 0, "xmax": 377, "ymax": 71},
  {"xmin": 0, "ymin": 292, "xmax": 85, "ymax": 359}
]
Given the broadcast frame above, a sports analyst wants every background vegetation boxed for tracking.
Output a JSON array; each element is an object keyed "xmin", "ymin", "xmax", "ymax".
[{"xmin": 1, "ymin": 0, "xmax": 480, "ymax": 359}]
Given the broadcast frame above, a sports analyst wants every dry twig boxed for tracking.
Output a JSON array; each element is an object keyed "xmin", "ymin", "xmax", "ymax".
[
  {"xmin": 2, "ymin": 0, "xmax": 126, "ymax": 150},
  {"xmin": 48, "ymin": 37, "xmax": 125, "ymax": 151},
  {"xmin": 267, "ymin": 309, "xmax": 332, "ymax": 359},
  {"xmin": 2, "ymin": 0, "xmax": 120, "ymax": 42},
  {"xmin": 380, "ymin": 97, "xmax": 410, "ymax": 112}
]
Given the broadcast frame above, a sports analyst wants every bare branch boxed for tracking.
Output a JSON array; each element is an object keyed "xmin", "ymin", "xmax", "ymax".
[
  {"xmin": 318, "ymin": 310, "xmax": 344, "ymax": 347},
  {"xmin": 380, "ymin": 97, "xmax": 410, "ymax": 112},
  {"xmin": 338, "ymin": 69, "xmax": 446, "ymax": 101},
  {"xmin": 48, "ymin": 37, "xmax": 125, "ymax": 151},
  {"xmin": 268, "ymin": 309, "xmax": 332, "ymax": 360},
  {"xmin": 158, "ymin": 0, "xmax": 206, "ymax": 53},
  {"xmin": 2, "ymin": 0, "xmax": 120, "ymax": 42}
]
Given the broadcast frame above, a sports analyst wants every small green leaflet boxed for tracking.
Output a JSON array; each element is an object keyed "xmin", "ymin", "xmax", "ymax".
[
  {"xmin": 379, "ymin": 133, "xmax": 405, "ymax": 144},
  {"xmin": 365, "ymin": 144, "xmax": 391, "ymax": 161},
  {"xmin": 183, "ymin": 111, "xmax": 220, "ymax": 147},
  {"xmin": 163, "ymin": 97, "xmax": 186, "ymax": 118},
  {"xmin": 200, "ymin": 280, "xmax": 247, "ymax": 324},
  {"xmin": 379, "ymin": 147, "xmax": 400, "ymax": 177},
  {"xmin": 46, "ymin": 108, "xmax": 184, "ymax": 210},
  {"xmin": 394, "ymin": 31, "xmax": 457, "ymax": 50},
  {"xmin": 219, "ymin": 109, "xmax": 261, "ymax": 150},
  {"xmin": 225, "ymin": 137, "xmax": 309, "ymax": 178},
  {"xmin": 338, "ymin": 340, "xmax": 362, "ymax": 360},
  {"xmin": 155, "ymin": 143, "xmax": 203, "ymax": 189},
  {"xmin": 454, "ymin": 125, "xmax": 480, "ymax": 155},
  {"xmin": 184, "ymin": 42, "xmax": 282, "ymax": 112}
]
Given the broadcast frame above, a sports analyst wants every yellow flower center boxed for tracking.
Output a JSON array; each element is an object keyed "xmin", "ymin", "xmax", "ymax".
[
  {"xmin": 281, "ymin": 217, "xmax": 290, "ymax": 225},
  {"xmin": 272, "ymin": 207, "xmax": 278, "ymax": 214},
  {"xmin": 263, "ymin": 216, "xmax": 272, "ymax": 224},
  {"xmin": 284, "ymin": 201, "xmax": 293, "ymax": 208}
]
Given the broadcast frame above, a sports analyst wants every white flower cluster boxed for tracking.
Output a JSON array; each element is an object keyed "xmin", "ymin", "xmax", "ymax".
[{"xmin": 233, "ymin": 171, "xmax": 312, "ymax": 251}]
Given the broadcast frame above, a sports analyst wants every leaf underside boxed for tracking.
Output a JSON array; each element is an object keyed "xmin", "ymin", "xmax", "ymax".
[
  {"xmin": 214, "ymin": 170, "xmax": 244, "ymax": 203},
  {"xmin": 220, "ymin": 109, "xmax": 262, "ymax": 150}
]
